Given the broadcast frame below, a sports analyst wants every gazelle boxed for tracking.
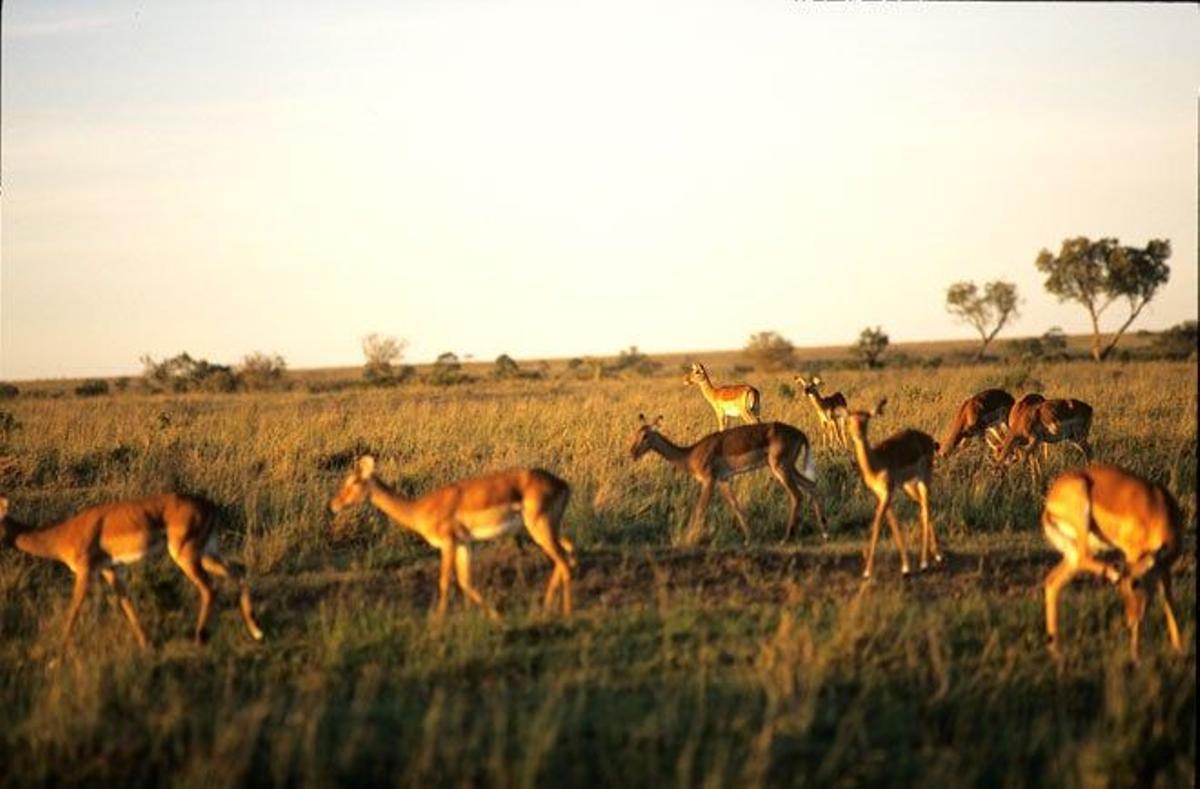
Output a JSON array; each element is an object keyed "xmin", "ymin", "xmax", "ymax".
[
  {"xmin": 628, "ymin": 414, "xmax": 826, "ymax": 546},
  {"xmin": 1041, "ymin": 464, "xmax": 1183, "ymax": 659},
  {"xmin": 845, "ymin": 400, "xmax": 943, "ymax": 579},
  {"xmin": 685, "ymin": 362, "xmax": 762, "ymax": 431},
  {"xmin": 937, "ymin": 388, "xmax": 1014, "ymax": 457},
  {"xmin": 0, "ymin": 493, "xmax": 264, "ymax": 648},
  {"xmin": 795, "ymin": 375, "xmax": 849, "ymax": 448},
  {"xmin": 328, "ymin": 456, "xmax": 574, "ymax": 618},
  {"xmin": 995, "ymin": 396, "xmax": 1093, "ymax": 481}
]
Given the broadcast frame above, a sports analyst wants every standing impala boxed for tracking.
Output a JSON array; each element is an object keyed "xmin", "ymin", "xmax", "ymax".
[
  {"xmin": 328, "ymin": 456, "xmax": 575, "ymax": 618},
  {"xmin": 0, "ymin": 493, "xmax": 264, "ymax": 648},
  {"xmin": 628, "ymin": 414, "xmax": 826, "ymax": 546},
  {"xmin": 937, "ymin": 388, "xmax": 1014, "ymax": 457},
  {"xmin": 995, "ymin": 395, "xmax": 1093, "ymax": 481},
  {"xmin": 845, "ymin": 400, "xmax": 943, "ymax": 579},
  {"xmin": 685, "ymin": 362, "xmax": 762, "ymax": 431},
  {"xmin": 1041, "ymin": 464, "xmax": 1182, "ymax": 660},
  {"xmin": 795, "ymin": 375, "xmax": 849, "ymax": 448}
]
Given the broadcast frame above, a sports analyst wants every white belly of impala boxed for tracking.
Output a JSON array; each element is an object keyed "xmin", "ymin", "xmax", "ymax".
[{"xmin": 462, "ymin": 506, "xmax": 525, "ymax": 541}]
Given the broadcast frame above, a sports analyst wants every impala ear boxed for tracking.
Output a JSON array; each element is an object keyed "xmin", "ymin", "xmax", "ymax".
[
  {"xmin": 873, "ymin": 398, "xmax": 888, "ymax": 417},
  {"xmin": 638, "ymin": 413, "xmax": 647, "ymax": 425},
  {"xmin": 356, "ymin": 455, "xmax": 376, "ymax": 479},
  {"xmin": 796, "ymin": 376, "xmax": 808, "ymax": 386},
  {"xmin": 653, "ymin": 415, "xmax": 664, "ymax": 428},
  {"xmin": 813, "ymin": 376, "xmax": 823, "ymax": 386}
]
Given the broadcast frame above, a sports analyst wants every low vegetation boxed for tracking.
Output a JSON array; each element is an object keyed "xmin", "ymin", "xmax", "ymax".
[{"xmin": 0, "ymin": 357, "xmax": 1194, "ymax": 786}]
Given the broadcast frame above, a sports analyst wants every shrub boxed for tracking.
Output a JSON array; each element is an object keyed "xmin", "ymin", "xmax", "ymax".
[
  {"xmin": 362, "ymin": 333, "xmax": 408, "ymax": 385},
  {"xmin": 140, "ymin": 353, "xmax": 236, "ymax": 393},
  {"xmin": 0, "ymin": 383, "xmax": 18, "ymax": 400},
  {"xmin": 237, "ymin": 352, "xmax": 288, "ymax": 391},
  {"xmin": 74, "ymin": 379, "xmax": 110, "ymax": 397},
  {"xmin": 745, "ymin": 332, "xmax": 795, "ymax": 372},
  {"xmin": 853, "ymin": 327, "xmax": 890, "ymax": 369},
  {"xmin": 430, "ymin": 352, "xmax": 470, "ymax": 386},
  {"xmin": 494, "ymin": 354, "xmax": 522, "ymax": 380}
]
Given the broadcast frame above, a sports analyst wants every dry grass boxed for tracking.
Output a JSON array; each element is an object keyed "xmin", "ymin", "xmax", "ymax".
[{"xmin": 0, "ymin": 358, "xmax": 1194, "ymax": 787}]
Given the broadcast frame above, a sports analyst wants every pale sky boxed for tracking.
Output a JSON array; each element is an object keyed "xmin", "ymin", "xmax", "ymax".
[{"xmin": 2, "ymin": 1, "xmax": 1198, "ymax": 380}]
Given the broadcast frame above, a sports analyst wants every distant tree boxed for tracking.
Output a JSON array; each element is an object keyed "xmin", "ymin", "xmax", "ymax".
[
  {"xmin": 854, "ymin": 326, "xmax": 890, "ymax": 369},
  {"xmin": 745, "ymin": 331, "xmax": 795, "ymax": 372},
  {"xmin": 1151, "ymin": 320, "xmax": 1198, "ymax": 359},
  {"xmin": 237, "ymin": 351, "xmax": 288, "ymax": 390},
  {"xmin": 493, "ymin": 354, "xmax": 521, "ymax": 379},
  {"xmin": 140, "ymin": 352, "xmax": 236, "ymax": 393},
  {"xmin": 361, "ymin": 333, "xmax": 408, "ymax": 384},
  {"xmin": 1042, "ymin": 326, "xmax": 1068, "ymax": 357},
  {"xmin": 1035, "ymin": 237, "xmax": 1171, "ymax": 361},
  {"xmin": 945, "ymin": 280, "xmax": 1020, "ymax": 360},
  {"xmin": 430, "ymin": 352, "xmax": 467, "ymax": 386}
]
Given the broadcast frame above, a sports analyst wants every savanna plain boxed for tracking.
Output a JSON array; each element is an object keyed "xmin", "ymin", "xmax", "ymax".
[{"xmin": 0, "ymin": 358, "xmax": 1195, "ymax": 788}]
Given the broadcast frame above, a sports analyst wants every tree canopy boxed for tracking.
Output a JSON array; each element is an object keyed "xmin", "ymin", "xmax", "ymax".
[{"xmin": 945, "ymin": 280, "xmax": 1019, "ymax": 360}]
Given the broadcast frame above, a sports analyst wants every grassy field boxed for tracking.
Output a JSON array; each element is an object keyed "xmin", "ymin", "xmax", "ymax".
[{"xmin": 0, "ymin": 358, "xmax": 1195, "ymax": 787}]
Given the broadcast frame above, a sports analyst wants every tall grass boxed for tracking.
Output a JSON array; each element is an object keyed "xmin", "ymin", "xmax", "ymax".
[{"xmin": 0, "ymin": 359, "xmax": 1194, "ymax": 786}]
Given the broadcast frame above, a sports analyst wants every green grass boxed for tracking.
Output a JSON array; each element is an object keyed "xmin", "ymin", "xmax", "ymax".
[{"xmin": 0, "ymin": 359, "xmax": 1195, "ymax": 787}]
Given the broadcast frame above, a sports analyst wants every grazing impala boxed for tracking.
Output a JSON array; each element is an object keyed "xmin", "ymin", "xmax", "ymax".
[
  {"xmin": 328, "ymin": 456, "xmax": 574, "ymax": 618},
  {"xmin": 845, "ymin": 400, "xmax": 943, "ymax": 579},
  {"xmin": 795, "ymin": 375, "xmax": 849, "ymax": 449},
  {"xmin": 1041, "ymin": 464, "xmax": 1183, "ymax": 659},
  {"xmin": 937, "ymin": 388, "xmax": 1014, "ymax": 457},
  {"xmin": 995, "ymin": 395, "xmax": 1093, "ymax": 481},
  {"xmin": 685, "ymin": 362, "xmax": 762, "ymax": 431},
  {"xmin": 0, "ymin": 493, "xmax": 264, "ymax": 648},
  {"xmin": 629, "ymin": 414, "xmax": 826, "ymax": 545}
]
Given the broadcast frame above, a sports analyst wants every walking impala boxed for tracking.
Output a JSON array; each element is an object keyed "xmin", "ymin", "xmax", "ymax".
[
  {"xmin": 0, "ymin": 493, "xmax": 264, "ymax": 648},
  {"xmin": 795, "ymin": 375, "xmax": 849, "ymax": 448},
  {"xmin": 1041, "ymin": 464, "xmax": 1183, "ymax": 660},
  {"xmin": 995, "ymin": 395, "xmax": 1093, "ymax": 481},
  {"xmin": 328, "ymin": 456, "xmax": 575, "ymax": 618},
  {"xmin": 629, "ymin": 414, "xmax": 826, "ymax": 546},
  {"xmin": 845, "ymin": 400, "xmax": 943, "ymax": 579},
  {"xmin": 685, "ymin": 362, "xmax": 762, "ymax": 430},
  {"xmin": 937, "ymin": 388, "xmax": 1014, "ymax": 457}
]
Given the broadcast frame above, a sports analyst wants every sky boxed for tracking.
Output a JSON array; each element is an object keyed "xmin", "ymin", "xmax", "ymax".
[{"xmin": 2, "ymin": 1, "xmax": 1198, "ymax": 380}]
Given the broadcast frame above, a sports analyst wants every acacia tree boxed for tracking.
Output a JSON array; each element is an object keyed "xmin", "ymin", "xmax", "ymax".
[
  {"xmin": 945, "ymin": 280, "xmax": 1019, "ymax": 361},
  {"xmin": 1035, "ymin": 237, "xmax": 1171, "ymax": 361},
  {"xmin": 854, "ymin": 326, "xmax": 889, "ymax": 369},
  {"xmin": 361, "ymin": 333, "xmax": 407, "ymax": 383}
]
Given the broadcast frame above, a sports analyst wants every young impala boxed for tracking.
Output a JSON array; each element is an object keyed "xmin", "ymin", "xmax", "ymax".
[
  {"xmin": 685, "ymin": 362, "xmax": 762, "ymax": 431},
  {"xmin": 328, "ymin": 456, "xmax": 575, "ymax": 618},
  {"xmin": 845, "ymin": 400, "xmax": 943, "ymax": 579},
  {"xmin": 795, "ymin": 375, "xmax": 849, "ymax": 449},
  {"xmin": 1041, "ymin": 464, "xmax": 1183, "ymax": 660},
  {"xmin": 628, "ymin": 414, "xmax": 826, "ymax": 546},
  {"xmin": 937, "ymin": 388, "xmax": 1014, "ymax": 457},
  {"xmin": 995, "ymin": 395, "xmax": 1093, "ymax": 482},
  {"xmin": 0, "ymin": 493, "xmax": 264, "ymax": 649}
]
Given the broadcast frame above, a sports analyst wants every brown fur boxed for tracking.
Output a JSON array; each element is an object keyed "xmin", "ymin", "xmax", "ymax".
[{"xmin": 938, "ymin": 388, "xmax": 1014, "ymax": 456}]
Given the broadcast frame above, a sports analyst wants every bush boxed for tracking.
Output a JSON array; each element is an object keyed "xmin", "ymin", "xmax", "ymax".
[
  {"xmin": 853, "ymin": 327, "xmax": 890, "ymax": 369},
  {"xmin": 1152, "ymin": 321, "xmax": 1198, "ymax": 360},
  {"xmin": 74, "ymin": 379, "xmax": 110, "ymax": 397},
  {"xmin": 494, "ymin": 354, "xmax": 521, "ymax": 380},
  {"xmin": 430, "ymin": 352, "xmax": 470, "ymax": 386},
  {"xmin": 140, "ymin": 353, "xmax": 236, "ymax": 393},
  {"xmin": 745, "ymin": 332, "xmax": 795, "ymax": 372},
  {"xmin": 0, "ymin": 383, "xmax": 18, "ymax": 400},
  {"xmin": 362, "ymin": 334, "xmax": 408, "ymax": 385},
  {"xmin": 237, "ymin": 352, "xmax": 288, "ymax": 391}
]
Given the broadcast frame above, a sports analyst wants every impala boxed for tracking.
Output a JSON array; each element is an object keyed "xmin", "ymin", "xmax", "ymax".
[
  {"xmin": 0, "ymin": 493, "xmax": 264, "ymax": 648},
  {"xmin": 1041, "ymin": 464, "xmax": 1183, "ymax": 659},
  {"xmin": 685, "ymin": 362, "xmax": 762, "ymax": 431},
  {"xmin": 628, "ymin": 414, "xmax": 826, "ymax": 546},
  {"xmin": 937, "ymin": 388, "xmax": 1014, "ymax": 457},
  {"xmin": 328, "ymin": 456, "xmax": 574, "ymax": 618},
  {"xmin": 995, "ymin": 395, "xmax": 1093, "ymax": 481},
  {"xmin": 845, "ymin": 400, "xmax": 943, "ymax": 579},
  {"xmin": 795, "ymin": 375, "xmax": 849, "ymax": 449}
]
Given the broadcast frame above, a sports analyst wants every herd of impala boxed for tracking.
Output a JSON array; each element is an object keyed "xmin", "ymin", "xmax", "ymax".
[{"xmin": 0, "ymin": 361, "xmax": 1186, "ymax": 661}]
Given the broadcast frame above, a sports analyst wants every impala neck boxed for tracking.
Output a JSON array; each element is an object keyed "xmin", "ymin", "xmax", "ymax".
[
  {"xmin": 365, "ymin": 477, "xmax": 418, "ymax": 529},
  {"xmin": 7, "ymin": 520, "xmax": 61, "ymax": 561},
  {"xmin": 647, "ymin": 431, "xmax": 693, "ymax": 471},
  {"xmin": 694, "ymin": 371, "xmax": 718, "ymax": 398},
  {"xmin": 848, "ymin": 423, "xmax": 881, "ymax": 479}
]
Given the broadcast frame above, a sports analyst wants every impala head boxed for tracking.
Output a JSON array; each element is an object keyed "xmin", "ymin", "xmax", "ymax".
[
  {"xmin": 845, "ymin": 399, "xmax": 887, "ymax": 440},
  {"xmin": 329, "ymin": 455, "xmax": 376, "ymax": 515},
  {"xmin": 794, "ymin": 375, "xmax": 823, "ymax": 397},
  {"xmin": 629, "ymin": 413, "xmax": 664, "ymax": 460},
  {"xmin": 683, "ymin": 363, "xmax": 708, "ymax": 387}
]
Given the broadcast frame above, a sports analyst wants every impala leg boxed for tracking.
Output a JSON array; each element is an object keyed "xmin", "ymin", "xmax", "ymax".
[
  {"xmin": 1158, "ymin": 572, "xmax": 1182, "ymax": 653},
  {"xmin": 916, "ymin": 480, "xmax": 941, "ymax": 568},
  {"xmin": 863, "ymin": 497, "xmax": 890, "ymax": 580},
  {"xmin": 718, "ymin": 481, "xmax": 752, "ymax": 545},
  {"xmin": 201, "ymin": 554, "xmax": 265, "ymax": 641},
  {"xmin": 791, "ymin": 470, "xmax": 827, "ymax": 541},
  {"xmin": 61, "ymin": 569, "xmax": 93, "ymax": 648},
  {"xmin": 174, "ymin": 545, "xmax": 215, "ymax": 643},
  {"xmin": 1044, "ymin": 559, "xmax": 1077, "ymax": 652},
  {"xmin": 684, "ymin": 481, "xmax": 714, "ymax": 546},
  {"xmin": 100, "ymin": 567, "xmax": 149, "ymax": 650},
  {"xmin": 530, "ymin": 526, "xmax": 573, "ymax": 616},
  {"xmin": 883, "ymin": 508, "xmax": 911, "ymax": 576},
  {"xmin": 436, "ymin": 543, "xmax": 455, "ymax": 619},
  {"xmin": 454, "ymin": 545, "xmax": 500, "ymax": 621},
  {"xmin": 1117, "ymin": 575, "xmax": 1148, "ymax": 661}
]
